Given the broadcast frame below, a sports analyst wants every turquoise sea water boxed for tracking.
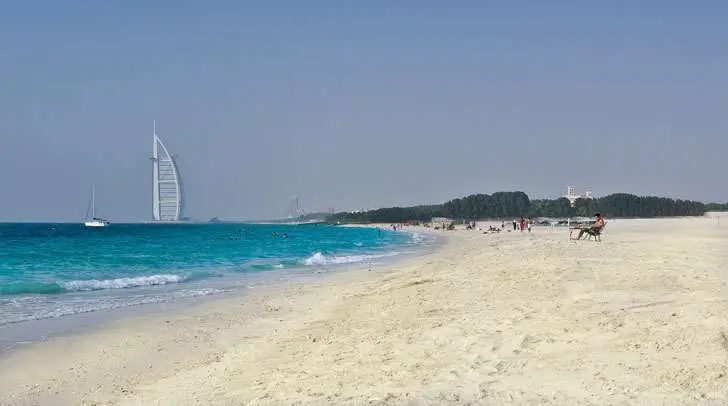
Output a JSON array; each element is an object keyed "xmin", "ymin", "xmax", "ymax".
[{"xmin": 0, "ymin": 223, "xmax": 430, "ymax": 326}]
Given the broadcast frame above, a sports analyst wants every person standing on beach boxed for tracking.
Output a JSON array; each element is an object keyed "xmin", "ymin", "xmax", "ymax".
[
  {"xmin": 512, "ymin": 219, "xmax": 517, "ymax": 231},
  {"xmin": 519, "ymin": 216, "xmax": 526, "ymax": 232}
]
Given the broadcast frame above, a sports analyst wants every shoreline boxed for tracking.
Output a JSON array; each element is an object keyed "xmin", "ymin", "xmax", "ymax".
[
  {"xmin": 1, "ymin": 218, "xmax": 727, "ymax": 404},
  {"xmin": 0, "ymin": 225, "xmax": 451, "ymax": 404},
  {"xmin": 0, "ymin": 226, "xmax": 442, "ymax": 355}
]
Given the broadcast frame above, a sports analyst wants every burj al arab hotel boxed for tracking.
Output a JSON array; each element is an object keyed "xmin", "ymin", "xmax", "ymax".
[{"xmin": 151, "ymin": 122, "xmax": 184, "ymax": 221}]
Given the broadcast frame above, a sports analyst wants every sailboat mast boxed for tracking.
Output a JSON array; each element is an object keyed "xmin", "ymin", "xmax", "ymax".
[{"xmin": 91, "ymin": 184, "xmax": 96, "ymax": 218}]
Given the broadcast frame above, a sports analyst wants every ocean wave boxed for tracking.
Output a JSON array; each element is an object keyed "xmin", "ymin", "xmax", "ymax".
[
  {"xmin": 246, "ymin": 260, "xmax": 299, "ymax": 271},
  {"xmin": 62, "ymin": 274, "xmax": 187, "ymax": 291},
  {"xmin": 0, "ymin": 287, "xmax": 229, "ymax": 326},
  {"xmin": 303, "ymin": 251, "xmax": 400, "ymax": 266},
  {"xmin": 0, "ymin": 274, "xmax": 189, "ymax": 295},
  {"xmin": 0, "ymin": 282, "xmax": 65, "ymax": 295}
]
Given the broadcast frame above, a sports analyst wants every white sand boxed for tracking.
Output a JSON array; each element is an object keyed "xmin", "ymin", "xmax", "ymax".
[{"xmin": 1, "ymin": 217, "xmax": 727, "ymax": 405}]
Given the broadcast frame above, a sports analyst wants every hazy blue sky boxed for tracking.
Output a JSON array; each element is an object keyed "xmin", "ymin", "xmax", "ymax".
[{"xmin": 1, "ymin": 1, "xmax": 727, "ymax": 221}]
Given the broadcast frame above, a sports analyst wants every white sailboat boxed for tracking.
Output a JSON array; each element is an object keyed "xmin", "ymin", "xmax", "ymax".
[{"xmin": 84, "ymin": 185, "xmax": 110, "ymax": 228}]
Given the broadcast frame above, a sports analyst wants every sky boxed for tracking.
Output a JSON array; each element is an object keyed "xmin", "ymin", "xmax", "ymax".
[{"xmin": 1, "ymin": 1, "xmax": 727, "ymax": 222}]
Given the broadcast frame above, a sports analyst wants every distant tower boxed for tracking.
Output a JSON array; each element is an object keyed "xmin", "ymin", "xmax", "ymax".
[
  {"xmin": 289, "ymin": 196, "xmax": 305, "ymax": 219},
  {"xmin": 151, "ymin": 121, "xmax": 184, "ymax": 221},
  {"xmin": 564, "ymin": 185, "xmax": 581, "ymax": 207}
]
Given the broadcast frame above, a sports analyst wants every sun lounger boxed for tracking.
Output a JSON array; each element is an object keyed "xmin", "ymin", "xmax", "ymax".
[
  {"xmin": 569, "ymin": 223, "xmax": 606, "ymax": 242},
  {"xmin": 584, "ymin": 224, "xmax": 606, "ymax": 241}
]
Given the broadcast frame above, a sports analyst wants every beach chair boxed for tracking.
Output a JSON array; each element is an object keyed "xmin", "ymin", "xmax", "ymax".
[
  {"xmin": 569, "ymin": 222, "xmax": 606, "ymax": 241},
  {"xmin": 585, "ymin": 223, "xmax": 606, "ymax": 241},
  {"xmin": 569, "ymin": 223, "xmax": 588, "ymax": 240}
]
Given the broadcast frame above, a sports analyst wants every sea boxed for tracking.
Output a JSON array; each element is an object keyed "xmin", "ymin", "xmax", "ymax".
[{"xmin": 0, "ymin": 223, "xmax": 433, "ymax": 347}]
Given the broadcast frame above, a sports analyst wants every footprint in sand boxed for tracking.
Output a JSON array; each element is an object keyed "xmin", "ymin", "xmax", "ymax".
[{"xmin": 490, "ymin": 336, "xmax": 502, "ymax": 352}]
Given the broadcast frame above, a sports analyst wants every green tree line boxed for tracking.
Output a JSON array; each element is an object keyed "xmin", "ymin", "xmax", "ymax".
[
  {"xmin": 705, "ymin": 202, "xmax": 728, "ymax": 212},
  {"xmin": 328, "ymin": 192, "xmax": 718, "ymax": 224}
]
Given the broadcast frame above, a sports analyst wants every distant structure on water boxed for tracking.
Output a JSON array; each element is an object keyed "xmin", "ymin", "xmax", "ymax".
[
  {"xmin": 564, "ymin": 185, "xmax": 594, "ymax": 207},
  {"xmin": 151, "ymin": 122, "xmax": 185, "ymax": 221},
  {"xmin": 281, "ymin": 196, "xmax": 326, "ymax": 225},
  {"xmin": 288, "ymin": 196, "xmax": 305, "ymax": 220}
]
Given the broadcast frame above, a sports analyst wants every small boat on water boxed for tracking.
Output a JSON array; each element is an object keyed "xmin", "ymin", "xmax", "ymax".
[
  {"xmin": 85, "ymin": 217, "xmax": 110, "ymax": 228},
  {"xmin": 84, "ymin": 185, "xmax": 110, "ymax": 228}
]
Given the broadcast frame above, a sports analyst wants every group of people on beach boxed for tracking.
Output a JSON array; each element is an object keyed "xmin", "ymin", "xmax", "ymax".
[
  {"xmin": 506, "ymin": 217, "xmax": 533, "ymax": 232},
  {"xmin": 415, "ymin": 213, "xmax": 607, "ymax": 240},
  {"xmin": 464, "ymin": 212, "xmax": 606, "ymax": 240}
]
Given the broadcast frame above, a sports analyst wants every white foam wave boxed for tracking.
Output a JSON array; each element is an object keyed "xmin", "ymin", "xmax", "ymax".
[
  {"xmin": 61, "ymin": 274, "xmax": 186, "ymax": 292},
  {"xmin": 304, "ymin": 252, "xmax": 326, "ymax": 265},
  {"xmin": 303, "ymin": 251, "xmax": 400, "ymax": 266},
  {"xmin": 0, "ymin": 288, "xmax": 229, "ymax": 326}
]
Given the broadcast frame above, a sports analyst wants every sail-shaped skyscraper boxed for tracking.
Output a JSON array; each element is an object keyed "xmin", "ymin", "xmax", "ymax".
[{"xmin": 151, "ymin": 122, "xmax": 184, "ymax": 221}]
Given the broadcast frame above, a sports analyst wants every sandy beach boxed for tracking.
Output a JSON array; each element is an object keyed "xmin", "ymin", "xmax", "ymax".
[{"xmin": 1, "ymin": 217, "xmax": 727, "ymax": 405}]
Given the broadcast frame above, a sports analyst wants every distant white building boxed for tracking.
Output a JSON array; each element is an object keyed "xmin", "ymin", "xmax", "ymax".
[
  {"xmin": 564, "ymin": 185, "xmax": 594, "ymax": 207},
  {"xmin": 348, "ymin": 207, "xmax": 378, "ymax": 214},
  {"xmin": 151, "ymin": 123, "xmax": 184, "ymax": 221}
]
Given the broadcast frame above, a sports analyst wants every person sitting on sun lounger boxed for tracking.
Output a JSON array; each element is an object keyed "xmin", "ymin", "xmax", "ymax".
[{"xmin": 576, "ymin": 213, "xmax": 605, "ymax": 240}]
